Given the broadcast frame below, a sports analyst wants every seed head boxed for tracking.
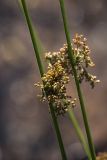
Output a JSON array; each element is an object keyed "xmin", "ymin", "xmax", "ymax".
[{"xmin": 35, "ymin": 33, "xmax": 100, "ymax": 115}]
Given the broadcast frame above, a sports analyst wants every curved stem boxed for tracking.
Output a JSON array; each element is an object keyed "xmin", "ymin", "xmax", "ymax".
[{"xmin": 58, "ymin": 0, "xmax": 96, "ymax": 159}]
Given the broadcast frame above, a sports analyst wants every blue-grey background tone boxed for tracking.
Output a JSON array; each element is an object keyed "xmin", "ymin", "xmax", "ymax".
[{"xmin": 0, "ymin": 0, "xmax": 107, "ymax": 159}]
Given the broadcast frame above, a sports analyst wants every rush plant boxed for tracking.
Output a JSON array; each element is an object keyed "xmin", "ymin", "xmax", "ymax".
[{"xmin": 18, "ymin": 0, "xmax": 100, "ymax": 159}]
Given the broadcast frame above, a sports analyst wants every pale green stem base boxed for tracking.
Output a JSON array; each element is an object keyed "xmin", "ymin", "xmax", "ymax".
[{"xmin": 68, "ymin": 108, "xmax": 91, "ymax": 160}]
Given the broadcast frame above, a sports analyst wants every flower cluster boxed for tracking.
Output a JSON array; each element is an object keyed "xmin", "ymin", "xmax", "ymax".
[
  {"xmin": 36, "ymin": 54, "xmax": 76, "ymax": 116},
  {"xmin": 72, "ymin": 33, "xmax": 100, "ymax": 88},
  {"xmin": 35, "ymin": 33, "xmax": 100, "ymax": 115}
]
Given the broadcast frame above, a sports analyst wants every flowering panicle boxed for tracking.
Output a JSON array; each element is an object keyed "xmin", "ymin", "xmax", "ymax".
[
  {"xmin": 35, "ymin": 56, "xmax": 76, "ymax": 116},
  {"xmin": 35, "ymin": 33, "xmax": 100, "ymax": 115},
  {"xmin": 72, "ymin": 33, "xmax": 100, "ymax": 88}
]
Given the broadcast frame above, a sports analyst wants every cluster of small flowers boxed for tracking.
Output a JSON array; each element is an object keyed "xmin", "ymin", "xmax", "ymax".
[
  {"xmin": 35, "ymin": 34, "xmax": 100, "ymax": 115},
  {"xmin": 36, "ymin": 56, "xmax": 76, "ymax": 116},
  {"xmin": 45, "ymin": 44, "xmax": 71, "ymax": 75},
  {"xmin": 35, "ymin": 45, "xmax": 77, "ymax": 115},
  {"xmin": 72, "ymin": 33, "xmax": 100, "ymax": 88}
]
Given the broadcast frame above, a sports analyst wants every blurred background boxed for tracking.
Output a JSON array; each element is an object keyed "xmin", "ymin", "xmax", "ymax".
[{"xmin": 0, "ymin": 0, "xmax": 107, "ymax": 159}]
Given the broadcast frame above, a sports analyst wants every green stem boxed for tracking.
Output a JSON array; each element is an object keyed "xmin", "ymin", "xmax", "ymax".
[
  {"xmin": 50, "ymin": 103, "xmax": 67, "ymax": 160},
  {"xmin": 68, "ymin": 108, "xmax": 91, "ymax": 160},
  {"xmin": 18, "ymin": 0, "xmax": 44, "ymax": 76},
  {"xmin": 19, "ymin": 0, "xmax": 67, "ymax": 159},
  {"xmin": 59, "ymin": 0, "xmax": 96, "ymax": 159}
]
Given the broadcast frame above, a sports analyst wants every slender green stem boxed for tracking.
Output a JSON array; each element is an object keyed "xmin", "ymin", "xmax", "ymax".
[
  {"xmin": 18, "ymin": 0, "xmax": 44, "ymax": 76},
  {"xmin": 19, "ymin": 0, "xmax": 67, "ymax": 159},
  {"xmin": 50, "ymin": 103, "xmax": 67, "ymax": 160},
  {"xmin": 68, "ymin": 108, "xmax": 91, "ymax": 160},
  {"xmin": 58, "ymin": 0, "xmax": 96, "ymax": 159}
]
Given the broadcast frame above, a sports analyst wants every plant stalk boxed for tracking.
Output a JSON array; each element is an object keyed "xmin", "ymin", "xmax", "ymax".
[
  {"xmin": 19, "ymin": 0, "xmax": 67, "ymax": 159},
  {"xmin": 58, "ymin": 0, "xmax": 96, "ymax": 159},
  {"xmin": 18, "ymin": 0, "xmax": 44, "ymax": 76},
  {"xmin": 68, "ymin": 108, "xmax": 91, "ymax": 160}
]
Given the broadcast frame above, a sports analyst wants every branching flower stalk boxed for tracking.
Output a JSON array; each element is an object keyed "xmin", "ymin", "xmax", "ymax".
[
  {"xmin": 19, "ymin": 0, "xmax": 67, "ymax": 159},
  {"xmin": 58, "ymin": 0, "xmax": 98, "ymax": 159}
]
